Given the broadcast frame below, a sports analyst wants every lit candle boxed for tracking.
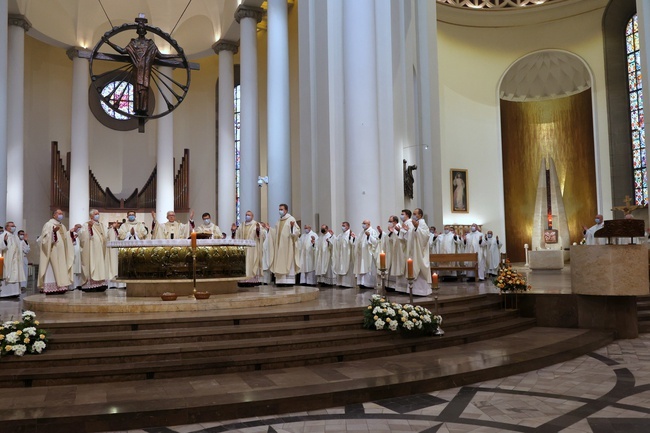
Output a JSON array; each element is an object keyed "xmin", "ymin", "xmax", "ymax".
[
  {"xmin": 432, "ymin": 272, "xmax": 438, "ymax": 287},
  {"xmin": 380, "ymin": 250, "xmax": 386, "ymax": 269},
  {"xmin": 407, "ymin": 258, "xmax": 414, "ymax": 279},
  {"xmin": 191, "ymin": 231, "xmax": 197, "ymax": 249}
]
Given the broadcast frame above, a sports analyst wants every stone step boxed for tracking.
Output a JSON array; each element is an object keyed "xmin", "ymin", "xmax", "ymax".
[
  {"xmin": 46, "ymin": 308, "xmax": 520, "ymax": 350},
  {"xmin": 0, "ymin": 317, "xmax": 536, "ymax": 388},
  {"xmin": 40, "ymin": 294, "xmax": 502, "ymax": 335},
  {"xmin": 0, "ymin": 327, "xmax": 612, "ymax": 433}
]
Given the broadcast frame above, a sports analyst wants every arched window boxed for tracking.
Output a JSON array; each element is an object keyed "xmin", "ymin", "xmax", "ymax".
[
  {"xmin": 234, "ymin": 84, "xmax": 241, "ymax": 224},
  {"xmin": 626, "ymin": 14, "xmax": 647, "ymax": 205}
]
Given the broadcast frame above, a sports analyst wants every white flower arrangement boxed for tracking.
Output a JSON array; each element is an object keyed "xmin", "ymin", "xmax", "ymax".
[
  {"xmin": 363, "ymin": 294, "xmax": 441, "ymax": 335},
  {"xmin": 0, "ymin": 310, "xmax": 48, "ymax": 358}
]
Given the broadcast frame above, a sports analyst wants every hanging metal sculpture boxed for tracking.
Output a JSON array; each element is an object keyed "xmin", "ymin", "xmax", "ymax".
[{"xmin": 88, "ymin": 14, "xmax": 195, "ymax": 132}]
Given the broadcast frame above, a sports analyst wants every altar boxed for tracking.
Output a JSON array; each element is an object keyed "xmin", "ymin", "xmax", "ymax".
[
  {"xmin": 529, "ymin": 250, "xmax": 564, "ymax": 270},
  {"xmin": 107, "ymin": 238, "xmax": 255, "ymax": 297}
]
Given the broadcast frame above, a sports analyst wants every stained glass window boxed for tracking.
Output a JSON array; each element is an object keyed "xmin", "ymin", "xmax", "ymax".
[
  {"xmin": 234, "ymin": 84, "xmax": 241, "ymax": 224},
  {"xmin": 100, "ymin": 81, "xmax": 134, "ymax": 120},
  {"xmin": 627, "ymin": 15, "xmax": 648, "ymax": 205}
]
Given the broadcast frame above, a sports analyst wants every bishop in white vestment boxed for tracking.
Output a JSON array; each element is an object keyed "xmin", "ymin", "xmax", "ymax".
[
  {"xmin": 234, "ymin": 211, "xmax": 266, "ymax": 285},
  {"xmin": 152, "ymin": 210, "xmax": 194, "ymax": 240},
  {"xmin": 38, "ymin": 210, "xmax": 76, "ymax": 294},
  {"xmin": 269, "ymin": 204, "xmax": 300, "ymax": 286},
  {"xmin": 78, "ymin": 209, "xmax": 107, "ymax": 291},
  {"xmin": 0, "ymin": 222, "xmax": 26, "ymax": 298}
]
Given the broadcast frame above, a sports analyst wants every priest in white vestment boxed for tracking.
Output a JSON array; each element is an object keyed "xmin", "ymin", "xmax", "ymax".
[
  {"xmin": 428, "ymin": 227, "xmax": 439, "ymax": 255},
  {"xmin": 393, "ymin": 209, "xmax": 415, "ymax": 292},
  {"xmin": 18, "ymin": 230, "xmax": 30, "ymax": 289},
  {"xmin": 298, "ymin": 225, "xmax": 318, "ymax": 286},
  {"xmin": 78, "ymin": 209, "xmax": 108, "ymax": 291},
  {"xmin": 195, "ymin": 212, "xmax": 223, "ymax": 239},
  {"xmin": 234, "ymin": 210, "xmax": 266, "ymax": 285},
  {"xmin": 105, "ymin": 222, "xmax": 124, "ymax": 288},
  {"xmin": 463, "ymin": 223, "xmax": 486, "ymax": 281},
  {"xmin": 485, "ymin": 231, "xmax": 502, "ymax": 276},
  {"xmin": 333, "ymin": 222, "xmax": 355, "ymax": 288},
  {"xmin": 269, "ymin": 204, "xmax": 300, "ymax": 286},
  {"xmin": 261, "ymin": 223, "xmax": 274, "ymax": 285},
  {"xmin": 152, "ymin": 210, "xmax": 194, "ymax": 240},
  {"xmin": 583, "ymin": 214, "xmax": 605, "ymax": 245},
  {"xmin": 315, "ymin": 225, "xmax": 335, "ymax": 286},
  {"xmin": 38, "ymin": 209, "xmax": 76, "ymax": 294},
  {"xmin": 119, "ymin": 211, "xmax": 148, "ymax": 240},
  {"xmin": 354, "ymin": 220, "xmax": 379, "ymax": 288},
  {"xmin": 379, "ymin": 216, "xmax": 405, "ymax": 290},
  {"xmin": 399, "ymin": 208, "xmax": 432, "ymax": 296},
  {"xmin": 0, "ymin": 222, "xmax": 26, "ymax": 298}
]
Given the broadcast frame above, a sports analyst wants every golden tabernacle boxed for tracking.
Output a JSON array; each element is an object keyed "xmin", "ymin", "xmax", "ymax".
[{"xmin": 107, "ymin": 239, "xmax": 255, "ymax": 297}]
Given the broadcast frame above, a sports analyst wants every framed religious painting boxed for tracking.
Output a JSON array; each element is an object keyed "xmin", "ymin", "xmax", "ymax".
[{"xmin": 451, "ymin": 169, "xmax": 468, "ymax": 213}]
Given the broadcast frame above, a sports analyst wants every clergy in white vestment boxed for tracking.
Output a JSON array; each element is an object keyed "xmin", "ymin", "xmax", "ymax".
[
  {"xmin": 78, "ymin": 209, "xmax": 108, "ymax": 291},
  {"xmin": 392, "ymin": 209, "xmax": 415, "ymax": 292},
  {"xmin": 463, "ymin": 223, "xmax": 486, "ymax": 281},
  {"xmin": 234, "ymin": 210, "xmax": 266, "ymax": 285},
  {"xmin": 298, "ymin": 225, "xmax": 318, "ymax": 286},
  {"xmin": 38, "ymin": 209, "xmax": 76, "ymax": 294},
  {"xmin": 195, "ymin": 212, "xmax": 223, "ymax": 239},
  {"xmin": 0, "ymin": 222, "xmax": 26, "ymax": 298},
  {"xmin": 105, "ymin": 222, "xmax": 124, "ymax": 288},
  {"xmin": 354, "ymin": 220, "xmax": 379, "ymax": 288},
  {"xmin": 261, "ymin": 223, "xmax": 274, "ymax": 285},
  {"xmin": 315, "ymin": 225, "xmax": 335, "ymax": 286},
  {"xmin": 152, "ymin": 210, "xmax": 194, "ymax": 240},
  {"xmin": 428, "ymin": 226, "xmax": 439, "ymax": 255},
  {"xmin": 484, "ymin": 231, "xmax": 503, "ymax": 276},
  {"xmin": 379, "ymin": 215, "xmax": 405, "ymax": 290},
  {"xmin": 583, "ymin": 214, "xmax": 605, "ymax": 245},
  {"xmin": 72, "ymin": 226, "xmax": 83, "ymax": 289},
  {"xmin": 118, "ymin": 211, "xmax": 148, "ymax": 240},
  {"xmin": 269, "ymin": 204, "xmax": 300, "ymax": 286},
  {"xmin": 434, "ymin": 226, "xmax": 463, "ymax": 279},
  {"xmin": 18, "ymin": 230, "xmax": 30, "ymax": 289},
  {"xmin": 400, "ymin": 208, "xmax": 432, "ymax": 296},
  {"xmin": 333, "ymin": 222, "xmax": 355, "ymax": 287}
]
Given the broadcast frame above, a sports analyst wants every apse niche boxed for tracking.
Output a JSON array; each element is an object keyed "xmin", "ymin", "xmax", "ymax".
[{"xmin": 499, "ymin": 50, "xmax": 598, "ymax": 263}]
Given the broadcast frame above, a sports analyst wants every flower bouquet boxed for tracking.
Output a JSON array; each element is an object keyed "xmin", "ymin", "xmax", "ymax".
[
  {"xmin": 363, "ymin": 294, "xmax": 442, "ymax": 336},
  {"xmin": 493, "ymin": 261, "xmax": 531, "ymax": 293},
  {"xmin": 0, "ymin": 310, "xmax": 48, "ymax": 357}
]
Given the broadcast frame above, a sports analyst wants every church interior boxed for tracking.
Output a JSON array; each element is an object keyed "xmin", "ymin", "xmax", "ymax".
[{"xmin": 2, "ymin": 0, "xmax": 650, "ymax": 432}]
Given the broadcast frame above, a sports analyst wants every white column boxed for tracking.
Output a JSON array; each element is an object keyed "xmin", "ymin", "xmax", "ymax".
[
  {"xmin": 6, "ymin": 15, "xmax": 30, "ymax": 229},
  {"xmin": 156, "ymin": 66, "xmax": 175, "ymax": 217},
  {"xmin": 415, "ymin": 0, "xmax": 443, "ymax": 225},
  {"xmin": 267, "ymin": 0, "xmax": 291, "ymax": 220},
  {"xmin": 0, "ymin": 3, "xmax": 8, "ymax": 222},
  {"xmin": 637, "ymin": 0, "xmax": 650, "ymax": 222},
  {"xmin": 67, "ymin": 48, "xmax": 90, "ymax": 227},
  {"xmin": 343, "ymin": 0, "xmax": 381, "ymax": 228},
  {"xmin": 213, "ymin": 40, "xmax": 238, "ymax": 227},
  {"xmin": 235, "ymin": 6, "xmax": 264, "ymax": 220}
]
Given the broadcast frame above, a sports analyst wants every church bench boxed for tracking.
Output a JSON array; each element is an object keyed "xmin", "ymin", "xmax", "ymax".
[{"xmin": 430, "ymin": 253, "xmax": 479, "ymax": 278}]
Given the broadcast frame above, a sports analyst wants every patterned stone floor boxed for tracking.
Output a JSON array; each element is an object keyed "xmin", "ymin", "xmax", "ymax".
[{"xmin": 97, "ymin": 334, "xmax": 650, "ymax": 433}]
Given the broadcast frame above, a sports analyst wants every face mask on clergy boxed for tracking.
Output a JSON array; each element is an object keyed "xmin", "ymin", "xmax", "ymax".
[
  {"xmin": 9, "ymin": 227, "xmax": 16, "ymax": 234},
  {"xmin": 128, "ymin": 215, "xmax": 136, "ymax": 222},
  {"xmin": 471, "ymin": 226, "xmax": 477, "ymax": 232},
  {"xmin": 341, "ymin": 226, "xmax": 347, "ymax": 232},
  {"xmin": 400, "ymin": 215, "xmax": 407, "ymax": 222},
  {"xmin": 245, "ymin": 215, "xmax": 252, "ymax": 222},
  {"xmin": 362, "ymin": 224, "xmax": 368, "ymax": 230},
  {"xmin": 203, "ymin": 219, "xmax": 211, "ymax": 225},
  {"xmin": 57, "ymin": 214, "xmax": 64, "ymax": 221},
  {"xmin": 279, "ymin": 211, "xmax": 285, "ymax": 217},
  {"xmin": 93, "ymin": 214, "xmax": 100, "ymax": 222},
  {"xmin": 444, "ymin": 229, "xmax": 449, "ymax": 234},
  {"xmin": 595, "ymin": 218, "xmax": 601, "ymax": 224},
  {"xmin": 19, "ymin": 235, "xmax": 24, "ymax": 240}
]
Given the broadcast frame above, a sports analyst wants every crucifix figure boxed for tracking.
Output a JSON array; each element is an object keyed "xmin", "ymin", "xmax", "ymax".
[{"xmin": 611, "ymin": 195, "xmax": 642, "ymax": 216}]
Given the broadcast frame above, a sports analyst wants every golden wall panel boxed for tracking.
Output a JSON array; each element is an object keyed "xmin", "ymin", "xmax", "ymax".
[{"xmin": 501, "ymin": 90, "xmax": 597, "ymax": 262}]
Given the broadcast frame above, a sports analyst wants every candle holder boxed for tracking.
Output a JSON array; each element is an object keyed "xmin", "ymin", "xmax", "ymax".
[
  {"xmin": 406, "ymin": 276, "xmax": 415, "ymax": 305},
  {"xmin": 378, "ymin": 267, "xmax": 388, "ymax": 300},
  {"xmin": 190, "ymin": 250, "xmax": 197, "ymax": 299},
  {"xmin": 431, "ymin": 279, "xmax": 444, "ymax": 336}
]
